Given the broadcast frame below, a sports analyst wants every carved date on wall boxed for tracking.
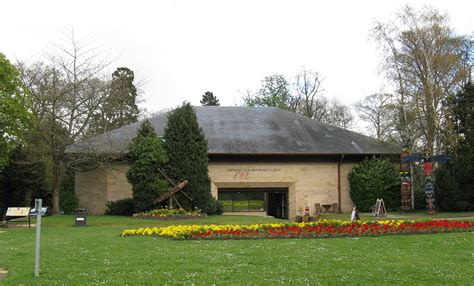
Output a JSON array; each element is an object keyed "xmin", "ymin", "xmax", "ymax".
[{"xmin": 226, "ymin": 168, "xmax": 282, "ymax": 181}]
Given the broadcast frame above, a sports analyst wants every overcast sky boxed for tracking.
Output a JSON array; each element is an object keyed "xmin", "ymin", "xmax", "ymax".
[{"xmin": 1, "ymin": 0, "xmax": 473, "ymax": 127}]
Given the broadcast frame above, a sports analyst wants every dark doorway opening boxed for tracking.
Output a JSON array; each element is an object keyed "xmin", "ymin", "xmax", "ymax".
[
  {"xmin": 266, "ymin": 192, "xmax": 288, "ymax": 219},
  {"xmin": 218, "ymin": 188, "xmax": 288, "ymax": 220}
]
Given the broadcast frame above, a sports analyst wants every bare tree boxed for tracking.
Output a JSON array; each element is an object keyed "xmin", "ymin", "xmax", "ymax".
[
  {"xmin": 355, "ymin": 93, "xmax": 395, "ymax": 140},
  {"xmin": 20, "ymin": 33, "xmax": 112, "ymax": 214},
  {"xmin": 294, "ymin": 68, "xmax": 326, "ymax": 120},
  {"xmin": 325, "ymin": 99, "xmax": 354, "ymax": 129},
  {"xmin": 242, "ymin": 69, "xmax": 355, "ymax": 130}
]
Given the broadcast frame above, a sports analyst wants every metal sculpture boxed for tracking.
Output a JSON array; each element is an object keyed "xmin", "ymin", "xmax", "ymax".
[{"xmin": 401, "ymin": 148, "xmax": 453, "ymax": 214}]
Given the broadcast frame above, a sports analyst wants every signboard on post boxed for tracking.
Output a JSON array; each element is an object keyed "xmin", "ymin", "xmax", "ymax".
[{"xmin": 6, "ymin": 207, "xmax": 30, "ymax": 217}]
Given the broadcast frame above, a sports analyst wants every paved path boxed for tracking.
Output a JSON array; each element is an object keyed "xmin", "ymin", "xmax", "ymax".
[
  {"xmin": 432, "ymin": 217, "xmax": 474, "ymax": 220},
  {"xmin": 386, "ymin": 215, "xmax": 474, "ymax": 220}
]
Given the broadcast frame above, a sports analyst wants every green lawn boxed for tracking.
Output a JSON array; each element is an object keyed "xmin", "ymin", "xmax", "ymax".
[{"xmin": 1, "ymin": 215, "xmax": 473, "ymax": 285}]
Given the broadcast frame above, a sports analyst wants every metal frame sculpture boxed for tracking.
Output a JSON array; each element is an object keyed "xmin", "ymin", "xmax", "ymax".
[
  {"xmin": 153, "ymin": 169, "xmax": 192, "ymax": 209},
  {"xmin": 401, "ymin": 148, "xmax": 452, "ymax": 214}
]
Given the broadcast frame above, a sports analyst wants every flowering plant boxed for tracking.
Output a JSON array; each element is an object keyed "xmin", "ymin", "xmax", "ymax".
[
  {"xmin": 121, "ymin": 219, "xmax": 474, "ymax": 240},
  {"xmin": 134, "ymin": 207, "xmax": 205, "ymax": 218}
]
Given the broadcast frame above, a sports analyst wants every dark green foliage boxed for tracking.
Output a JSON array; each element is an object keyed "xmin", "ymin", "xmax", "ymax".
[
  {"xmin": 105, "ymin": 198, "xmax": 135, "ymax": 216},
  {"xmin": 163, "ymin": 102, "xmax": 222, "ymax": 214},
  {"xmin": 0, "ymin": 147, "xmax": 51, "ymax": 208},
  {"xmin": 411, "ymin": 164, "xmax": 427, "ymax": 209},
  {"xmin": 126, "ymin": 119, "xmax": 169, "ymax": 212},
  {"xmin": 434, "ymin": 83, "xmax": 474, "ymax": 211},
  {"xmin": 200, "ymin": 91, "xmax": 220, "ymax": 106},
  {"xmin": 59, "ymin": 168, "xmax": 78, "ymax": 214},
  {"xmin": 349, "ymin": 158, "xmax": 400, "ymax": 211},
  {"xmin": 90, "ymin": 67, "xmax": 139, "ymax": 134}
]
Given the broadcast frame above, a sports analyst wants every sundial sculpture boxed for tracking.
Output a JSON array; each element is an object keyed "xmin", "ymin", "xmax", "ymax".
[
  {"xmin": 153, "ymin": 169, "xmax": 192, "ymax": 209},
  {"xmin": 401, "ymin": 148, "xmax": 453, "ymax": 214}
]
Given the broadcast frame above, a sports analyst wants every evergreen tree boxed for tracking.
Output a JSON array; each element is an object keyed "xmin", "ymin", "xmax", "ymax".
[
  {"xmin": 435, "ymin": 83, "xmax": 474, "ymax": 211},
  {"xmin": 348, "ymin": 158, "xmax": 400, "ymax": 211},
  {"xmin": 91, "ymin": 67, "xmax": 139, "ymax": 134},
  {"xmin": 200, "ymin": 91, "xmax": 220, "ymax": 106},
  {"xmin": 126, "ymin": 119, "xmax": 168, "ymax": 212},
  {"xmin": 163, "ymin": 102, "xmax": 222, "ymax": 214}
]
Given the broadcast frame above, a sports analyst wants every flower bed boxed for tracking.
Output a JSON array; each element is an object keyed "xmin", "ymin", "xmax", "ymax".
[
  {"xmin": 121, "ymin": 219, "xmax": 474, "ymax": 240},
  {"xmin": 133, "ymin": 208, "xmax": 206, "ymax": 220}
]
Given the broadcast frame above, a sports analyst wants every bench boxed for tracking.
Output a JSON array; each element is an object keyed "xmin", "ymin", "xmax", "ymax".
[{"xmin": 3, "ymin": 207, "xmax": 31, "ymax": 228}]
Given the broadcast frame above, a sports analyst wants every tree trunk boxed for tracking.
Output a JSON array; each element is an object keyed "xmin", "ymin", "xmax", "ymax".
[{"xmin": 52, "ymin": 158, "xmax": 63, "ymax": 215}]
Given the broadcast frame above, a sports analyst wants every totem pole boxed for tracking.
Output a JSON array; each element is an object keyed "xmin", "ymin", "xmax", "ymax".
[
  {"xmin": 400, "ymin": 148, "xmax": 413, "ymax": 211},
  {"xmin": 401, "ymin": 149, "xmax": 452, "ymax": 215}
]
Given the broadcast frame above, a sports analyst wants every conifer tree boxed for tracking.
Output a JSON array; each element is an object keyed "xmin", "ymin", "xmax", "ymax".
[
  {"xmin": 200, "ymin": 91, "xmax": 220, "ymax": 106},
  {"xmin": 126, "ymin": 119, "xmax": 168, "ymax": 212},
  {"xmin": 163, "ymin": 102, "xmax": 222, "ymax": 214}
]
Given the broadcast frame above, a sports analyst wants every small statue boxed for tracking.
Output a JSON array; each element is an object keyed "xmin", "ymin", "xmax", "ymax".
[{"xmin": 351, "ymin": 206, "xmax": 360, "ymax": 221}]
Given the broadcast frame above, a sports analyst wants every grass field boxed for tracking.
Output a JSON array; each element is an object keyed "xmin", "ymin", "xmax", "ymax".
[{"xmin": 1, "ymin": 214, "xmax": 473, "ymax": 285}]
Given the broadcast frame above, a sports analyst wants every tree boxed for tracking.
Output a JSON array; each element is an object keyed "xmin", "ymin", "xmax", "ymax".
[
  {"xmin": 163, "ymin": 102, "xmax": 222, "ymax": 214},
  {"xmin": 0, "ymin": 146, "xmax": 50, "ymax": 209},
  {"xmin": 434, "ymin": 83, "xmax": 474, "ymax": 211},
  {"xmin": 200, "ymin": 91, "xmax": 220, "ymax": 106},
  {"xmin": 0, "ymin": 52, "xmax": 32, "ymax": 169},
  {"xmin": 348, "ymin": 158, "xmax": 400, "ymax": 211},
  {"xmin": 294, "ymin": 68, "xmax": 326, "ymax": 120},
  {"xmin": 126, "ymin": 120, "xmax": 168, "ymax": 212},
  {"xmin": 243, "ymin": 71, "xmax": 355, "ymax": 129},
  {"xmin": 355, "ymin": 93, "xmax": 395, "ymax": 140},
  {"xmin": 19, "ymin": 34, "xmax": 111, "ymax": 214},
  {"xmin": 90, "ymin": 67, "xmax": 140, "ymax": 134},
  {"xmin": 244, "ymin": 75, "xmax": 293, "ymax": 110},
  {"xmin": 372, "ymin": 5, "xmax": 471, "ymax": 153},
  {"xmin": 324, "ymin": 99, "xmax": 354, "ymax": 129}
]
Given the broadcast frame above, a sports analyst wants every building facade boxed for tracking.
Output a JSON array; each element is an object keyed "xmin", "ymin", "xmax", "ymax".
[{"xmin": 69, "ymin": 107, "xmax": 399, "ymax": 220}]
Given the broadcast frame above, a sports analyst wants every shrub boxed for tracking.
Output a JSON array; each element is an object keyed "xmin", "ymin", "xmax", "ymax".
[
  {"xmin": 349, "ymin": 158, "xmax": 400, "ymax": 212},
  {"xmin": 106, "ymin": 198, "xmax": 135, "ymax": 216},
  {"xmin": 126, "ymin": 119, "xmax": 169, "ymax": 212},
  {"xmin": 60, "ymin": 168, "xmax": 78, "ymax": 214}
]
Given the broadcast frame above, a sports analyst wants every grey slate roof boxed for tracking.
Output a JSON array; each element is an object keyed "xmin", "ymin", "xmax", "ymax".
[{"xmin": 66, "ymin": 106, "xmax": 401, "ymax": 155}]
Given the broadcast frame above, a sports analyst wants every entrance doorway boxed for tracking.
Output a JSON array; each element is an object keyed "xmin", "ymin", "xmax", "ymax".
[
  {"xmin": 218, "ymin": 188, "xmax": 288, "ymax": 219},
  {"xmin": 266, "ymin": 192, "xmax": 288, "ymax": 219}
]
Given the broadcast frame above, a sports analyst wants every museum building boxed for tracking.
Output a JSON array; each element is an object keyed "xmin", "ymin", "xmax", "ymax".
[{"xmin": 67, "ymin": 106, "xmax": 400, "ymax": 220}]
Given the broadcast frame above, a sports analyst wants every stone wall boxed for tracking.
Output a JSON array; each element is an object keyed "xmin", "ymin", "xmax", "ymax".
[
  {"xmin": 75, "ymin": 161, "xmax": 355, "ymax": 218},
  {"xmin": 75, "ymin": 164, "xmax": 132, "ymax": 214},
  {"xmin": 208, "ymin": 162, "xmax": 355, "ymax": 220}
]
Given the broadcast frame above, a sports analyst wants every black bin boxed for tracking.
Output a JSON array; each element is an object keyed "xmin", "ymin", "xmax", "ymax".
[{"xmin": 74, "ymin": 208, "xmax": 87, "ymax": 227}]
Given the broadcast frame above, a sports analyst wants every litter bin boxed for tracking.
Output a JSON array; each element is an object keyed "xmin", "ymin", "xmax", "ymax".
[{"xmin": 74, "ymin": 208, "xmax": 87, "ymax": 227}]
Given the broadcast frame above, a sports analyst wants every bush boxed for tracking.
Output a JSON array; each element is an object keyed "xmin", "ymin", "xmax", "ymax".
[
  {"xmin": 126, "ymin": 120, "xmax": 169, "ymax": 212},
  {"xmin": 349, "ymin": 158, "xmax": 400, "ymax": 212},
  {"xmin": 106, "ymin": 198, "xmax": 135, "ymax": 216},
  {"xmin": 434, "ymin": 150, "xmax": 474, "ymax": 211},
  {"xmin": 59, "ymin": 190, "xmax": 79, "ymax": 215},
  {"xmin": 60, "ymin": 168, "xmax": 78, "ymax": 214}
]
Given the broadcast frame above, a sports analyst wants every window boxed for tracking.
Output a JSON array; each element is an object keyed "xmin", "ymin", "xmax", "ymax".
[{"xmin": 218, "ymin": 191, "xmax": 265, "ymax": 212}]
